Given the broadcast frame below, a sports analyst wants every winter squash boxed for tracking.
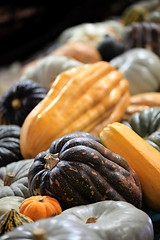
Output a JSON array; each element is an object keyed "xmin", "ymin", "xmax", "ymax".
[
  {"xmin": 110, "ymin": 48, "xmax": 160, "ymax": 95},
  {"xmin": 97, "ymin": 34, "xmax": 125, "ymax": 61},
  {"xmin": 51, "ymin": 42, "xmax": 102, "ymax": 63},
  {"xmin": 20, "ymin": 61, "xmax": 130, "ymax": 159},
  {"xmin": 122, "ymin": 107, "xmax": 160, "ymax": 151},
  {"xmin": 28, "ymin": 131, "xmax": 142, "ymax": 210},
  {"xmin": 19, "ymin": 55, "xmax": 83, "ymax": 88},
  {"xmin": 0, "ymin": 159, "xmax": 34, "ymax": 199},
  {"xmin": 0, "ymin": 125, "xmax": 23, "ymax": 167},
  {"xmin": 122, "ymin": 92, "xmax": 160, "ymax": 121},
  {"xmin": 100, "ymin": 122, "xmax": 160, "ymax": 211},
  {"xmin": 19, "ymin": 195, "xmax": 62, "ymax": 221},
  {"xmin": 0, "ymin": 200, "xmax": 153, "ymax": 240},
  {"xmin": 54, "ymin": 20, "xmax": 125, "ymax": 48},
  {"xmin": 0, "ymin": 209, "xmax": 33, "ymax": 235},
  {"xmin": 0, "ymin": 196, "xmax": 24, "ymax": 217},
  {"xmin": 0, "ymin": 79, "xmax": 48, "ymax": 126},
  {"xmin": 122, "ymin": 0, "xmax": 160, "ymax": 25},
  {"xmin": 0, "ymin": 217, "xmax": 102, "ymax": 240},
  {"xmin": 58, "ymin": 200, "xmax": 153, "ymax": 240},
  {"xmin": 122, "ymin": 21, "xmax": 160, "ymax": 57}
]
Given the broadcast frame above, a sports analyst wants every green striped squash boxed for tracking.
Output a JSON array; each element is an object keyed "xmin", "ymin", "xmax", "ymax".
[{"xmin": 0, "ymin": 209, "xmax": 33, "ymax": 235}]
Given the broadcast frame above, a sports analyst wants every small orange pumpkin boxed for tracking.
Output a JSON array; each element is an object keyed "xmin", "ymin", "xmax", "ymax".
[{"xmin": 19, "ymin": 195, "xmax": 62, "ymax": 221}]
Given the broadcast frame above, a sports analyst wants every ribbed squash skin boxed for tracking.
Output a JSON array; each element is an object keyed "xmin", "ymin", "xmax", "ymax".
[
  {"xmin": 0, "ymin": 209, "xmax": 33, "ymax": 235},
  {"xmin": 122, "ymin": 107, "xmax": 160, "ymax": 151},
  {"xmin": 28, "ymin": 132, "xmax": 142, "ymax": 210},
  {"xmin": 19, "ymin": 195, "xmax": 62, "ymax": 221},
  {"xmin": 20, "ymin": 61, "xmax": 130, "ymax": 159},
  {"xmin": 0, "ymin": 125, "xmax": 23, "ymax": 167},
  {"xmin": 100, "ymin": 122, "xmax": 160, "ymax": 211}
]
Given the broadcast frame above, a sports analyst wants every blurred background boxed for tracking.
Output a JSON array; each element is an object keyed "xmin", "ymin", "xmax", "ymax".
[{"xmin": 0, "ymin": 0, "xmax": 138, "ymax": 66}]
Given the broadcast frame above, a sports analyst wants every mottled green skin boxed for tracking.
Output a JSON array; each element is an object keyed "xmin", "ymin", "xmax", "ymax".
[{"xmin": 123, "ymin": 107, "xmax": 160, "ymax": 151}]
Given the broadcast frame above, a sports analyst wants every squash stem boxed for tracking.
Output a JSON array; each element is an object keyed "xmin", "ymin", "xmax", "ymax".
[
  {"xmin": 3, "ymin": 172, "xmax": 15, "ymax": 186},
  {"xmin": 85, "ymin": 217, "xmax": 98, "ymax": 224},
  {"xmin": 11, "ymin": 98, "xmax": 22, "ymax": 110},
  {"xmin": 44, "ymin": 153, "xmax": 59, "ymax": 170},
  {"xmin": 33, "ymin": 228, "xmax": 46, "ymax": 240}
]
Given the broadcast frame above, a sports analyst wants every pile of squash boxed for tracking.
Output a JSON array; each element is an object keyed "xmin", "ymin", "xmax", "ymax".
[{"xmin": 0, "ymin": 1, "xmax": 160, "ymax": 239}]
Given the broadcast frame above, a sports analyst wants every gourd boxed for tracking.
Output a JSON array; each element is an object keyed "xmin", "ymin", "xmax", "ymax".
[
  {"xmin": 97, "ymin": 34, "xmax": 125, "ymax": 61},
  {"xmin": 28, "ymin": 131, "xmax": 142, "ymax": 210},
  {"xmin": 110, "ymin": 48, "xmax": 160, "ymax": 95},
  {"xmin": 51, "ymin": 41, "xmax": 102, "ymax": 63},
  {"xmin": 0, "ymin": 209, "xmax": 33, "ymax": 235},
  {"xmin": 19, "ymin": 55, "xmax": 83, "ymax": 88},
  {"xmin": 0, "ymin": 196, "xmax": 24, "ymax": 216},
  {"xmin": 20, "ymin": 61, "xmax": 130, "ymax": 159},
  {"xmin": 19, "ymin": 195, "xmax": 62, "ymax": 221},
  {"xmin": 122, "ymin": 107, "xmax": 160, "ymax": 151},
  {"xmin": 0, "ymin": 125, "xmax": 23, "ymax": 167},
  {"xmin": 0, "ymin": 217, "xmax": 102, "ymax": 240},
  {"xmin": 57, "ymin": 200, "xmax": 153, "ymax": 240},
  {"xmin": 0, "ymin": 79, "xmax": 48, "ymax": 126},
  {"xmin": 0, "ymin": 159, "xmax": 34, "ymax": 199},
  {"xmin": 122, "ymin": 92, "xmax": 160, "ymax": 121},
  {"xmin": 122, "ymin": 21, "xmax": 160, "ymax": 57},
  {"xmin": 0, "ymin": 200, "xmax": 153, "ymax": 240},
  {"xmin": 100, "ymin": 122, "xmax": 160, "ymax": 211},
  {"xmin": 54, "ymin": 20, "xmax": 125, "ymax": 48},
  {"xmin": 122, "ymin": 0, "xmax": 160, "ymax": 25}
]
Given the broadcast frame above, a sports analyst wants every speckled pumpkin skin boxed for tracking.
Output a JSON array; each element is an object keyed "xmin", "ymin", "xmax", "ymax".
[{"xmin": 28, "ymin": 132, "xmax": 142, "ymax": 210}]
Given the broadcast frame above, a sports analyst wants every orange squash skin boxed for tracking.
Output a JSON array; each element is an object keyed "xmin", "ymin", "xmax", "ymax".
[
  {"xmin": 20, "ymin": 61, "xmax": 130, "ymax": 159},
  {"xmin": 100, "ymin": 122, "xmax": 160, "ymax": 211},
  {"xmin": 19, "ymin": 195, "xmax": 62, "ymax": 221}
]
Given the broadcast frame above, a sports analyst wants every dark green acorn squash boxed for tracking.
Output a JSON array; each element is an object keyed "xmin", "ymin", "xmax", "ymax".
[
  {"xmin": 0, "ymin": 125, "xmax": 23, "ymax": 167},
  {"xmin": 122, "ymin": 107, "xmax": 160, "ymax": 151},
  {"xmin": 97, "ymin": 34, "xmax": 125, "ymax": 61},
  {"xmin": 28, "ymin": 131, "xmax": 142, "ymax": 210},
  {"xmin": 0, "ymin": 79, "xmax": 48, "ymax": 126}
]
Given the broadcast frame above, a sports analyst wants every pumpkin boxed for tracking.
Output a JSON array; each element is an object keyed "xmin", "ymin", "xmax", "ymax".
[
  {"xmin": 54, "ymin": 20, "xmax": 124, "ymax": 48},
  {"xmin": 20, "ymin": 61, "xmax": 130, "ymax": 159},
  {"xmin": 28, "ymin": 131, "xmax": 142, "ymax": 210},
  {"xmin": 100, "ymin": 122, "xmax": 160, "ymax": 211},
  {"xmin": 0, "ymin": 159, "xmax": 34, "ymax": 199},
  {"xmin": 0, "ymin": 79, "xmax": 48, "ymax": 126},
  {"xmin": 0, "ymin": 196, "xmax": 24, "ymax": 217},
  {"xmin": 122, "ymin": 107, "xmax": 160, "ymax": 151},
  {"xmin": 97, "ymin": 34, "xmax": 125, "ymax": 61},
  {"xmin": 51, "ymin": 42, "xmax": 102, "ymax": 63},
  {"xmin": 122, "ymin": 92, "xmax": 160, "ymax": 121},
  {"xmin": 0, "ymin": 125, "xmax": 23, "ymax": 167},
  {"xmin": 19, "ymin": 195, "xmax": 62, "ymax": 221},
  {"xmin": 19, "ymin": 55, "xmax": 83, "ymax": 88},
  {"xmin": 122, "ymin": 21, "xmax": 160, "ymax": 57},
  {"xmin": 110, "ymin": 48, "xmax": 160, "ymax": 95},
  {"xmin": 122, "ymin": 0, "xmax": 160, "ymax": 25},
  {"xmin": 0, "ymin": 209, "xmax": 33, "ymax": 235},
  {"xmin": 0, "ymin": 217, "xmax": 102, "ymax": 240},
  {"xmin": 57, "ymin": 200, "xmax": 153, "ymax": 240}
]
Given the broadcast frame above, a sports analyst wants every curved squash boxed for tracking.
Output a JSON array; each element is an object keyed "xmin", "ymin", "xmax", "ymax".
[
  {"xmin": 122, "ymin": 92, "xmax": 160, "ymax": 121},
  {"xmin": 20, "ymin": 61, "xmax": 130, "ymax": 159},
  {"xmin": 100, "ymin": 122, "xmax": 160, "ymax": 212}
]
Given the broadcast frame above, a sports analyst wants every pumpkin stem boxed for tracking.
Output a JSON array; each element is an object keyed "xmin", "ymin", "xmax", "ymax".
[
  {"xmin": 44, "ymin": 153, "xmax": 59, "ymax": 170},
  {"xmin": 11, "ymin": 98, "xmax": 22, "ymax": 110},
  {"xmin": 3, "ymin": 172, "xmax": 15, "ymax": 186},
  {"xmin": 33, "ymin": 228, "xmax": 46, "ymax": 240},
  {"xmin": 85, "ymin": 217, "xmax": 98, "ymax": 224}
]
